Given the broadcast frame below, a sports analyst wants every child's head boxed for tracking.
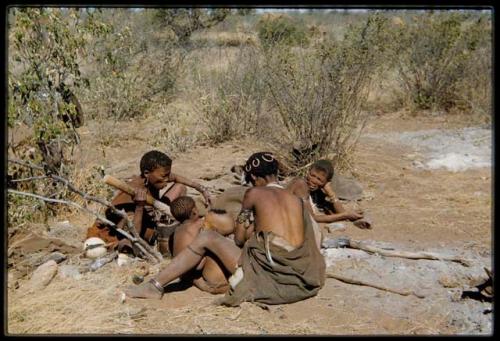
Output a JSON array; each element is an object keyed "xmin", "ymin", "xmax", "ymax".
[
  {"xmin": 306, "ymin": 159, "xmax": 334, "ymax": 191},
  {"xmin": 170, "ymin": 196, "xmax": 197, "ymax": 222},
  {"xmin": 243, "ymin": 152, "xmax": 278, "ymax": 185},
  {"xmin": 140, "ymin": 150, "xmax": 172, "ymax": 190}
]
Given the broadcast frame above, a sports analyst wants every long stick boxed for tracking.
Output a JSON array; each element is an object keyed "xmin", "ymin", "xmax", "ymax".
[
  {"xmin": 326, "ymin": 271, "xmax": 425, "ymax": 299},
  {"xmin": 8, "ymin": 159, "xmax": 162, "ymax": 263},
  {"xmin": 7, "ymin": 189, "xmax": 158, "ymax": 263},
  {"xmin": 348, "ymin": 239, "xmax": 471, "ymax": 267}
]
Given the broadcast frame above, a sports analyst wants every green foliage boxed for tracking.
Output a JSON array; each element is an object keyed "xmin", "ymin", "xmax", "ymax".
[
  {"xmin": 8, "ymin": 7, "xmax": 101, "ymax": 175},
  {"xmin": 390, "ymin": 11, "xmax": 491, "ymax": 112},
  {"xmin": 256, "ymin": 13, "xmax": 309, "ymax": 49},
  {"xmin": 82, "ymin": 9, "xmax": 184, "ymax": 120}
]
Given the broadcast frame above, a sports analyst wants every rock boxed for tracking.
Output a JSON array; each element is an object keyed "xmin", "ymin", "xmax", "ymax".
[
  {"xmin": 116, "ymin": 253, "xmax": 131, "ymax": 267},
  {"xmin": 27, "ymin": 260, "xmax": 58, "ymax": 290},
  {"xmin": 332, "ymin": 175, "xmax": 364, "ymax": 201},
  {"xmin": 326, "ymin": 222, "xmax": 346, "ymax": 233},
  {"xmin": 58, "ymin": 265, "xmax": 82, "ymax": 280},
  {"xmin": 42, "ymin": 251, "xmax": 67, "ymax": 264},
  {"xmin": 8, "ymin": 271, "xmax": 20, "ymax": 290},
  {"xmin": 439, "ymin": 275, "xmax": 461, "ymax": 288}
]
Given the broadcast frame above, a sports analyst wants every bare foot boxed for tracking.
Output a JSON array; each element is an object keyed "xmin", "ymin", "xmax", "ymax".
[{"xmin": 124, "ymin": 281, "xmax": 163, "ymax": 299}]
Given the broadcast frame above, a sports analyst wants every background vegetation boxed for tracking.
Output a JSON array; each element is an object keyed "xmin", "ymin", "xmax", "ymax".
[{"xmin": 7, "ymin": 8, "xmax": 492, "ymax": 227}]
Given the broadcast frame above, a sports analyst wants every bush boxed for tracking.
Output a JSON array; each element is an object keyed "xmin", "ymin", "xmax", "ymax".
[
  {"xmin": 80, "ymin": 9, "xmax": 184, "ymax": 120},
  {"xmin": 263, "ymin": 14, "xmax": 390, "ymax": 172},
  {"xmin": 194, "ymin": 46, "xmax": 266, "ymax": 144},
  {"xmin": 391, "ymin": 11, "xmax": 491, "ymax": 113},
  {"xmin": 256, "ymin": 13, "xmax": 309, "ymax": 49}
]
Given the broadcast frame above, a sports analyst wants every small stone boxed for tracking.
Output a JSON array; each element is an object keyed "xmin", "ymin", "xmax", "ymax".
[
  {"xmin": 43, "ymin": 252, "xmax": 67, "ymax": 264},
  {"xmin": 58, "ymin": 265, "xmax": 82, "ymax": 280},
  {"xmin": 438, "ymin": 275, "xmax": 461, "ymax": 288},
  {"xmin": 27, "ymin": 260, "xmax": 58, "ymax": 290}
]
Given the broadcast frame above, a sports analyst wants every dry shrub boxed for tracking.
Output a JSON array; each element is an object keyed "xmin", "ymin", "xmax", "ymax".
[
  {"xmin": 391, "ymin": 11, "xmax": 491, "ymax": 114},
  {"xmin": 194, "ymin": 45, "xmax": 267, "ymax": 144},
  {"xmin": 256, "ymin": 13, "xmax": 310, "ymax": 50},
  {"xmin": 263, "ymin": 14, "xmax": 390, "ymax": 173},
  {"xmin": 191, "ymin": 31, "xmax": 257, "ymax": 47},
  {"xmin": 150, "ymin": 102, "xmax": 204, "ymax": 156}
]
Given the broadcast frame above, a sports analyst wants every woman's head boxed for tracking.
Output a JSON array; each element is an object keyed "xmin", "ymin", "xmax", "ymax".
[
  {"xmin": 243, "ymin": 152, "xmax": 279, "ymax": 185},
  {"xmin": 140, "ymin": 150, "xmax": 172, "ymax": 190}
]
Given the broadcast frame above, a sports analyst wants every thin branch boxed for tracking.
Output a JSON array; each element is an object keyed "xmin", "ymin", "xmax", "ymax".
[
  {"xmin": 8, "ymin": 158, "xmax": 162, "ymax": 263},
  {"xmin": 9, "ymin": 158, "xmax": 44, "ymax": 171},
  {"xmin": 10, "ymin": 176, "xmax": 50, "ymax": 182}
]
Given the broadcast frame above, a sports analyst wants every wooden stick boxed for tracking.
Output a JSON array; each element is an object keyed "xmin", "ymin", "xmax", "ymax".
[
  {"xmin": 348, "ymin": 239, "xmax": 471, "ymax": 267},
  {"xmin": 326, "ymin": 271, "xmax": 425, "ymax": 299},
  {"xmin": 103, "ymin": 175, "xmax": 171, "ymax": 216},
  {"xmin": 8, "ymin": 159, "xmax": 163, "ymax": 263}
]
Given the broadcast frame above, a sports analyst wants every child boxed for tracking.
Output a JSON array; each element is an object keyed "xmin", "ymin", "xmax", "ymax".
[
  {"xmin": 169, "ymin": 196, "xmax": 234, "ymax": 294},
  {"xmin": 86, "ymin": 150, "xmax": 213, "ymax": 255},
  {"xmin": 286, "ymin": 159, "xmax": 364, "ymax": 225}
]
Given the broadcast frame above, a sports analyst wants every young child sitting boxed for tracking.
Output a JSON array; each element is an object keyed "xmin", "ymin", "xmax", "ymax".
[
  {"xmin": 169, "ymin": 196, "xmax": 235, "ymax": 294},
  {"xmin": 86, "ymin": 150, "xmax": 213, "ymax": 255}
]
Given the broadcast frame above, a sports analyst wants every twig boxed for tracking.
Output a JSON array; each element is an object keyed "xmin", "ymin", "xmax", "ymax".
[
  {"xmin": 8, "ymin": 159, "xmax": 162, "ymax": 263},
  {"xmin": 10, "ymin": 176, "xmax": 50, "ymax": 182},
  {"xmin": 326, "ymin": 271, "xmax": 425, "ymax": 299},
  {"xmin": 348, "ymin": 239, "xmax": 472, "ymax": 267}
]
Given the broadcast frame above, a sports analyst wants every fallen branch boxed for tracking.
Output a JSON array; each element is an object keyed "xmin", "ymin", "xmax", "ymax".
[
  {"xmin": 8, "ymin": 159, "xmax": 162, "ymax": 263},
  {"xmin": 348, "ymin": 239, "xmax": 472, "ymax": 267},
  {"xmin": 7, "ymin": 189, "xmax": 157, "ymax": 263},
  {"xmin": 326, "ymin": 271, "xmax": 425, "ymax": 299}
]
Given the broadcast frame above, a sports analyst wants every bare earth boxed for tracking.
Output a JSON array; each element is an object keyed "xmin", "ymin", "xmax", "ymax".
[{"xmin": 7, "ymin": 111, "xmax": 492, "ymax": 335}]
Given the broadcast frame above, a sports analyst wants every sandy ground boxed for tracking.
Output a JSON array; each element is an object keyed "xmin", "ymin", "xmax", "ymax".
[{"xmin": 6, "ymin": 111, "xmax": 493, "ymax": 335}]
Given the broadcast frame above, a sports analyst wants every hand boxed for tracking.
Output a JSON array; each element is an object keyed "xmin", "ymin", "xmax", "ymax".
[
  {"xmin": 201, "ymin": 188, "xmax": 213, "ymax": 208},
  {"xmin": 345, "ymin": 210, "xmax": 363, "ymax": 221},
  {"xmin": 322, "ymin": 182, "xmax": 335, "ymax": 197},
  {"xmin": 134, "ymin": 187, "xmax": 147, "ymax": 206}
]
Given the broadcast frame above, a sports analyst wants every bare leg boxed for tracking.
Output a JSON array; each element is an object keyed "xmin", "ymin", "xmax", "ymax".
[{"xmin": 124, "ymin": 230, "xmax": 240, "ymax": 299}]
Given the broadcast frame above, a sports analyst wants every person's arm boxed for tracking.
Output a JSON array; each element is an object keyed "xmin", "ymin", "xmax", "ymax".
[
  {"xmin": 170, "ymin": 172, "xmax": 213, "ymax": 206},
  {"xmin": 234, "ymin": 189, "xmax": 255, "ymax": 247},
  {"xmin": 132, "ymin": 187, "xmax": 147, "ymax": 235},
  {"xmin": 318, "ymin": 182, "xmax": 363, "ymax": 222}
]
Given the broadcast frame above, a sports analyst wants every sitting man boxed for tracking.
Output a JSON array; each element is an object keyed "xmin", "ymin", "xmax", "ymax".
[
  {"xmin": 86, "ymin": 150, "xmax": 213, "ymax": 254},
  {"xmin": 125, "ymin": 152, "xmax": 326, "ymax": 306}
]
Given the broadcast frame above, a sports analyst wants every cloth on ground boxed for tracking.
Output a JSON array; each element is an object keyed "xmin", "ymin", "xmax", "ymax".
[{"xmin": 218, "ymin": 202, "xmax": 326, "ymax": 306}]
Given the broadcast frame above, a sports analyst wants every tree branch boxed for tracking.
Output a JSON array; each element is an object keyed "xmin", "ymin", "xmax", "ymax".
[{"xmin": 8, "ymin": 158, "xmax": 163, "ymax": 263}]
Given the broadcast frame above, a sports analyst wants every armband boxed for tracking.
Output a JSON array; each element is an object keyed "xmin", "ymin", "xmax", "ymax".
[{"xmin": 236, "ymin": 209, "xmax": 254, "ymax": 228}]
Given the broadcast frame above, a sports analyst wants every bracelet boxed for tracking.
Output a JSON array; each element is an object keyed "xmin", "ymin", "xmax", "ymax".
[{"xmin": 149, "ymin": 278, "xmax": 164, "ymax": 294}]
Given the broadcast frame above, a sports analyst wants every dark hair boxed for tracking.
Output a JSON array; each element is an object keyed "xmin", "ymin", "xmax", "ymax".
[
  {"xmin": 311, "ymin": 159, "xmax": 334, "ymax": 181},
  {"xmin": 170, "ymin": 196, "xmax": 195, "ymax": 222},
  {"xmin": 244, "ymin": 152, "xmax": 278, "ymax": 184},
  {"xmin": 140, "ymin": 150, "xmax": 172, "ymax": 176}
]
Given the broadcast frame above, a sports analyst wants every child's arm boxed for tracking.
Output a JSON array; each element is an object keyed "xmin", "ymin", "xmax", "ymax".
[
  {"xmin": 319, "ymin": 182, "xmax": 363, "ymax": 222},
  {"xmin": 169, "ymin": 173, "xmax": 213, "ymax": 206}
]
